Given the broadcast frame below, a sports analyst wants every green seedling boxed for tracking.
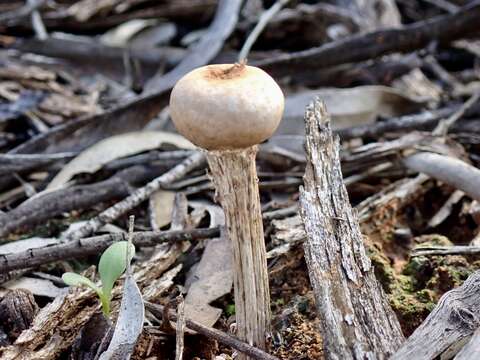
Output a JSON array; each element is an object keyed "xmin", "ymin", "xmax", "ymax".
[
  {"xmin": 62, "ymin": 241, "xmax": 135, "ymax": 316},
  {"xmin": 225, "ymin": 303, "xmax": 236, "ymax": 317}
]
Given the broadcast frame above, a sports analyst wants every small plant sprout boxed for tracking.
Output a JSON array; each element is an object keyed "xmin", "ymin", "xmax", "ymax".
[
  {"xmin": 62, "ymin": 239, "xmax": 135, "ymax": 317},
  {"xmin": 170, "ymin": 63, "xmax": 284, "ymax": 352}
]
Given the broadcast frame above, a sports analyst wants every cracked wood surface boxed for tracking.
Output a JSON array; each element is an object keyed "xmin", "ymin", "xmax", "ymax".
[
  {"xmin": 299, "ymin": 99, "xmax": 404, "ymax": 359},
  {"xmin": 207, "ymin": 147, "xmax": 270, "ymax": 358}
]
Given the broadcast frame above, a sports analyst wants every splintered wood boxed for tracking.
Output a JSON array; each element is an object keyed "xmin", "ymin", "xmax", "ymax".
[
  {"xmin": 299, "ymin": 99, "xmax": 404, "ymax": 359},
  {"xmin": 207, "ymin": 147, "xmax": 270, "ymax": 355}
]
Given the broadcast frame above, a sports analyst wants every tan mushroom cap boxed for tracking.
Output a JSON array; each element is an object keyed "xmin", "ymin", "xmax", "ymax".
[{"xmin": 169, "ymin": 63, "xmax": 284, "ymax": 150}]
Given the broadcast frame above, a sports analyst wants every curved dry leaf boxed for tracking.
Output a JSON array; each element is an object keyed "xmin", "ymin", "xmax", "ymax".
[
  {"xmin": 178, "ymin": 201, "xmax": 230, "ymax": 327},
  {"xmin": 149, "ymin": 190, "xmax": 176, "ymax": 230},
  {"xmin": 393, "ymin": 68, "xmax": 442, "ymax": 102},
  {"xmin": 280, "ymin": 85, "xmax": 426, "ymax": 134},
  {"xmin": 1, "ymin": 277, "xmax": 65, "ymax": 298},
  {"xmin": 184, "ymin": 235, "xmax": 232, "ymax": 327},
  {"xmin": 47, "ymin": 131, "xmax": 195, "ymax": 191},
  {"xmin": 189, "ymin": 201, "xmax": 225, "ymax": 228},
  {"xmin": 101, "ymin": 19, "xmax": 159, "ymax": 47}
]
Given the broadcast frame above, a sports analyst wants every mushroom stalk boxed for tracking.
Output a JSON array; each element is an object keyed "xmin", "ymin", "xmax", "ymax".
[
  {"xmin": 207, "ymin": 146, "xmax": 270, "ymax": 350},
  {"xmin": 169, "ymin": 63, "xmax": 284, "ymax": 357}
]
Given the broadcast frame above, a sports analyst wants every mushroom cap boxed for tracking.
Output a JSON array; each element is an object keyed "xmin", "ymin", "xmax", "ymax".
[{"xmin": 169, "ymin": 64, "xmax": 284, "ymax": 150}]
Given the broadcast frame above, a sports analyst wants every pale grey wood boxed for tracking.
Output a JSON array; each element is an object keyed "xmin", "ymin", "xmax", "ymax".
[
  {"xmin": 455, "ymin": 326, "xmax": 480, "ymax": 360},
  {"xmin": 402, "ymin": 152, "xmax": 480, "ymax": 202},
  {"xmin": 299, "ymin": 99, "xmax": 404, "ymax": 360}
]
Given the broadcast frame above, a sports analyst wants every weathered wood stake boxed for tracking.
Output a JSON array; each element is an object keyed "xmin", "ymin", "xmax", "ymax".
[{"xmin": 299, "ymin": 99, "xmax": 404, "ymax": 359}]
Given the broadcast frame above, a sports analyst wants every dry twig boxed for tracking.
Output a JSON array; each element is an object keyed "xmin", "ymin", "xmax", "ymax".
[
  {"xmin": 175, "ymin": 295, "xmax": 186, "ymax": 360},
  {"xmin": 255, "ymin": 1, "xmax": 480, "ymax": 74},
  {"xmin": 433, "ymin": 91, "xmax": 480, "ymax": 135},
  {"xmin": 0, "ymin": 227, "xmax": 219, "ymax": 275},
  {"xmin": 62, "ymin": 152, "xmax": 205, "ymax": 241},
  {"xmin": 145, "ymin": 302, "xmax": 279, "ymax": 360},
  {"xmin": 238, "ymin": 0, "xmax": 290, "ymax": 61}
]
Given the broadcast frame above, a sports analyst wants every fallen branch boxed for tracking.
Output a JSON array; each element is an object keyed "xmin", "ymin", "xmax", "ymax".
[
  {"xmin": 145, "ymin": 302, "xmax": 279, "ymax": 360},
  {"xmin": 62, "ymin": 152, "xmax": 205, "ymax": 241},
  {"xmin": 255, "ymin": 1, "xmax": 480, "ymax": 75},
  {"xmin": 0, "ymin": 163, "xmax": 174, "ymax": 239},
  {"xmin": 0, "ymin": 198, "xmax": 289, "ymax": 274},
  {"xmin": 299, "ymin": 99, "xmax": 404, "ymax": 359},
  {"xmin": 336, "ymin": 106, "xmax": 456, "ymax": 140},
  {"xmin": 392, "ymin": 271, "xmax": 480, "ymax": 359},
  {"xmin": 10, "ymin": 37, "xmax": 185, "ymax": 69},
  {"xmin": 412, "ymin": 245, "xmax": 480, "ymax": 257},
  {"xmin": 0, "ymin": 227, "xmax": 220, "ymax": 274},
  {"xmin": 402, "ymin": 152, "xmax": 480, "ymax": 202},
  {"xmin": 0, "ymin": 0, "xmax": 45, "ymax": 23},
  {"xmin": 238, "ymin": 0, "xmax": 290, "ymax": 61},
  {"xmin": 5, "ymin": 1, "xmax": 216, "ymax": 31},
  {"xmin": 0, "ymin": 152, "xmax": 75, "ymax": 175},
  {"xmin": 454, "ymin": 326, "xmax": 480, "ymax": 360},
  {"xmin": 145, "ymin": 0, "xmax": 242, "ymax": 92},
  {"xmin": 433, "ymin": 91, "xmax": 480, "ymax": 135},
  {"xmin": 0, "ymin": 178, "xmax": 130, "ymax": 240}
]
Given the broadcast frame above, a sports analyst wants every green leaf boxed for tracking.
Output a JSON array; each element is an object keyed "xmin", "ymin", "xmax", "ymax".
[
  {"xmin": 99, "ymin": 241, "xmax": 135, "ymax": 300},
  {"xmin": 62, "ymin": 272, "xmax": 110, "ymax": 315},
  {"xmin": 62, "ymin": 272, "xmax": 101, "ymax": 294},
  {"xmin": 225, "ymin": 304, "xmax": 235, "ymax": 316}
]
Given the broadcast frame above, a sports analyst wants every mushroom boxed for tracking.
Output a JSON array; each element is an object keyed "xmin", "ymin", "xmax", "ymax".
[{"xmin": 170, "ymin": 63, "xmax": 284, "ymax": 353}]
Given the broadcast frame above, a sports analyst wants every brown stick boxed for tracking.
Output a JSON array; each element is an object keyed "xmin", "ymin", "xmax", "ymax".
[
  {"xmin": 0, "ymin": 200, "xmax": 291, "ymax": 275},
  {"xmin": 255, "ymin": 1, "xmax": 480, "ymax": 75},
  {"xmin": 10, "ymin": 38, "xmax": 185, "ymax": 69},
  {"xmin": 145, "ymin": 302, "xmax": 279, "ymax": 360},
  {"xmin": 299, "ymin": 99, "xmax": 404, "ymax": 359},
  {"xmin": 0, "ymin": 227, "xmax": 220, "ymax": 274},
  {"xmin": 207, "ymin": 147, "xmax": 271, "ymax": 355}
]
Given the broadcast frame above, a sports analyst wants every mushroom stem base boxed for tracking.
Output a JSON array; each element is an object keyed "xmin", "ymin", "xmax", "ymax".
[{"xmin": 207, "ymin": 146, "xmax": 271, "ymax": 354}]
